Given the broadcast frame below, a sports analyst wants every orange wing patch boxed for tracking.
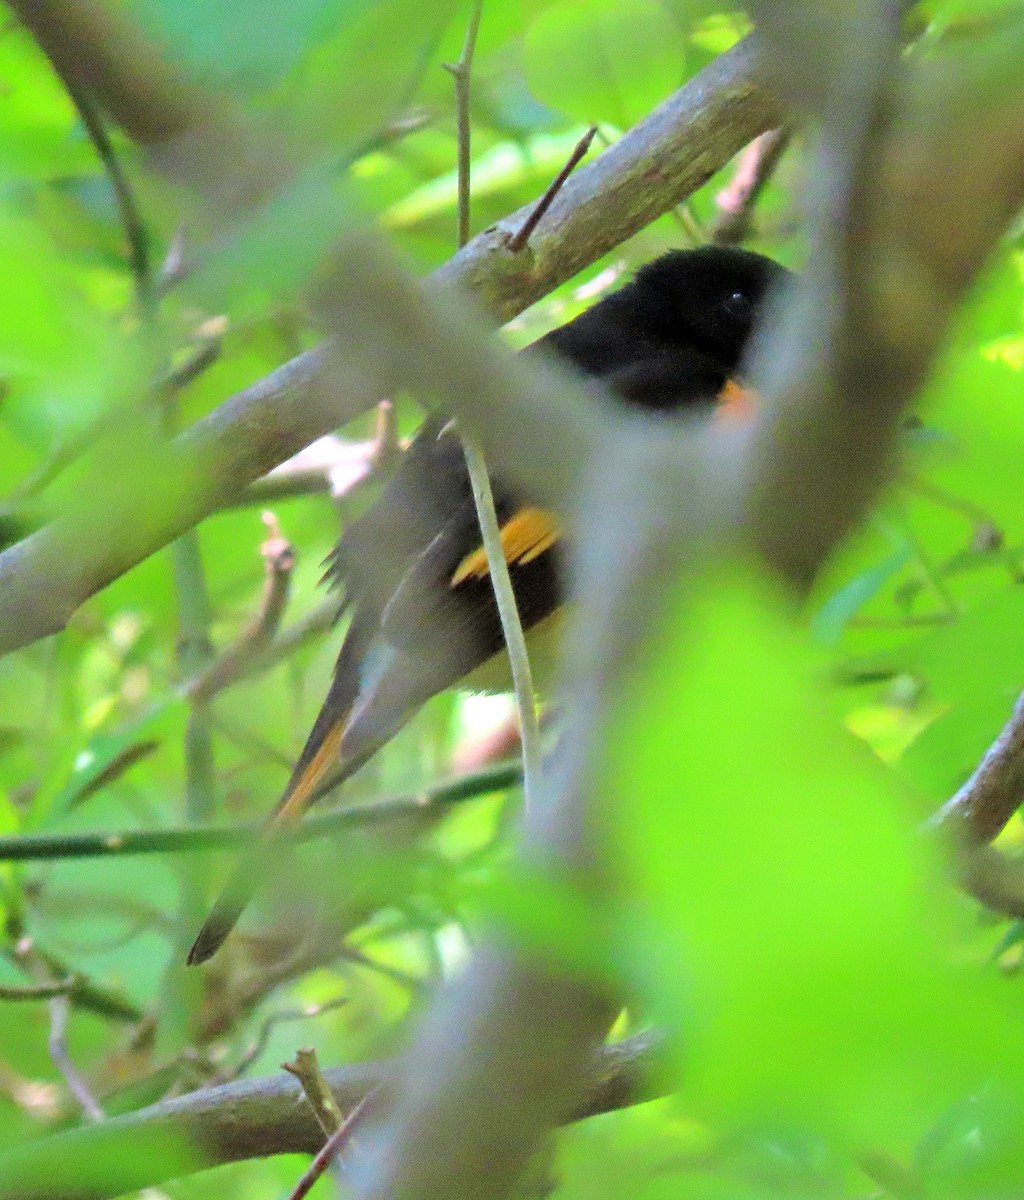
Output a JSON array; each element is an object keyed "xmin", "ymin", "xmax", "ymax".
[
  {"xmin": 715, "ymin": 378, "xmax": 759, "ymax": 425},
  {"xmin": 451, "ymin": 507, "xmax": 561, "ymax": 586}
]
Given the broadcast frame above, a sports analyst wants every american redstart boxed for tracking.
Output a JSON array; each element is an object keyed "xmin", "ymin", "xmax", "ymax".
[{"xmin": 187, "ymin": 245, "xmax": 790, "ymax": 965}]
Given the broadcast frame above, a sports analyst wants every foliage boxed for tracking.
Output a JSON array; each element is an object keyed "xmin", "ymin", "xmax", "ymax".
[{"xmin": 0, "ymin": 1, "xmax": 1023, "ymax": 1198}]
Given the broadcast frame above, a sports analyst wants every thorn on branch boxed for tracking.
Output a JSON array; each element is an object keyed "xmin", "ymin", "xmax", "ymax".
[
  {"xmin": 506, "ymin": 125, "xmax": 599, "ymax": 255},
  {"xmin": 282, "ymin": 1046, "xmax": 345, "ymax": 1136}
]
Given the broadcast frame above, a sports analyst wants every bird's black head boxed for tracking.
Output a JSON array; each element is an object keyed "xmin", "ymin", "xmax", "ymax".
[{"xmin": 630, "ymin": 245, "xmax": 791, "ymax": 370}]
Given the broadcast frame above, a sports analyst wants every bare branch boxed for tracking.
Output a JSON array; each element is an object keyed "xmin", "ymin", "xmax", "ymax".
[
  {"xmin": 0, "ymin": 1031, "xmax": 662, "ymax": 1200},
  {"xmin": 739, "ymin": 8, "xmax": 1024, "ymax": 593}
]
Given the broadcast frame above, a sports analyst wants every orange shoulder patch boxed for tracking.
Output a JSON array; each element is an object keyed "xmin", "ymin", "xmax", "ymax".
[{"xmin": 451, "ymin": 506, "xmax": 561, "ymax": 586}]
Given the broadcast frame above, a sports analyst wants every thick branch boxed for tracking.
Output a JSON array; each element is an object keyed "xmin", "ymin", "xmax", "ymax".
[{"xmin": 0, "ymin": 1031, "xmax": 662, "ymax": 1200}]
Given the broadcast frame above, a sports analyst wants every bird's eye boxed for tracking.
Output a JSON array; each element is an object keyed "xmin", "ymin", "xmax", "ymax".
[{"xmin": 722, "ymin": 289, "xmax": 753, "ymax": 318}]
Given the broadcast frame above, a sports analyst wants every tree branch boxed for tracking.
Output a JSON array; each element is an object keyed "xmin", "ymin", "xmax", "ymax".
[
  {"xmin": 0, "ymin": 1030, "xmax": 662, "ymax": 1200},
  {"xmin": 738, "ymin": 7, "xmax": 1024, "ymax": 594},
  {"xmin": 930, "ymin": 691, "xmax": 1024, "ymax": 844}
]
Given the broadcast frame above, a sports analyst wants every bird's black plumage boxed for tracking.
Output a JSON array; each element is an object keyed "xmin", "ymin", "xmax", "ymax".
[{"xmin": 186, "ymin": 245, "xmax": 790, "ymax": 966}]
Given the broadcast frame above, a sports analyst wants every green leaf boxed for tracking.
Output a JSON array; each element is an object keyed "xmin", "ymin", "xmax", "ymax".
[
  {"xmin": 813, "ymin": 544, "xmax": 913, "ymax": 644},
  {"xmin": 131, "ymin": 0, "xmax": 355, "ymax": 89},
  {"xmin": 524, "ymin": 0, "xmax": 685, "ymax": 130},
  {"xmin": 607, "ymin": 561, "xmax": 1012, "ymax": 1144}
]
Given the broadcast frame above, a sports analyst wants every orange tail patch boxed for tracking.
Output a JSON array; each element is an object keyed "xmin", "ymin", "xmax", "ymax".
[
  {"xmin": 270, "ymin": 717, "xmax": 347, "ymax": 828},
  {"xmin": 186, "ymin": 715, "xmax": 351, "ymax": 966}
]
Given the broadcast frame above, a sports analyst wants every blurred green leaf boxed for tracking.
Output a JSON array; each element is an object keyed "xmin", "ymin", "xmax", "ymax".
[
  {"xmin": 608, "ymin": 561, "xmax": 1011, "ymax": 1145},
  {"xmin": 132, "ymin": 0, "xmax": 353, "ymax": 89},
  {"xmin": 524, "ymin": 0, "xmax": 685, "ymax": 129},
  {"xmin": 813, "ymin": 544, "xmax": 913, "ymax": 644}
]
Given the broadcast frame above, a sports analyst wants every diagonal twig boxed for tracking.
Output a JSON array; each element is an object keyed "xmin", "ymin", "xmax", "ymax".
[{"xmin": 506, "ymin": 125, "xmax": 599, "ymax": 254}]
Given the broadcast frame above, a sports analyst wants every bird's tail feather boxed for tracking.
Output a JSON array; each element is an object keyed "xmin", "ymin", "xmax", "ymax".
[{"xmin": 186, "ymin": 633, "xmax": 371, "ymax": 967}]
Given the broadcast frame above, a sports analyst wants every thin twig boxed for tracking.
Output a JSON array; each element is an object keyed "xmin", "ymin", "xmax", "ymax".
[
  {"xmin": 446, "ymin": 0, "xmax": 542, "ymax": 816},
  {"xmin": 5, "ymin": 941, "xmax": 142, "ymax": 1023},
  {"xmin": 60, "ymin": 76, "xmax": 154, "ymax": 320},
  {"xmin": 461, "ymin": 438, "xmax": 542, "ymax": 812},
  {"xmin": 286, "ymin": 1090, "xmax": 377, "ymax": 1200},
  {"xmin": 0, "ymin": 760, "xmax": 521, "ymax": 861},
  {"xmin": 282, "ymin": 1046, "xmax": 345, "ymax": 1135},
  {"xmin": 506, "ymin": 125, "xmax": 598, "ymax": 254},
  {"xmin": 371, "ymin": 398, "xmax": 400, "ymax": 469},
  {"xmin": 0, "ymin": 977, "xmax": 78, "ymax": 1002},
  {"xmin": 712, "ymin": 126, "xmax": 791, "ymax": 244},
  {"xmin": 446, "ymin": 0, "xmax": 543, "ymax": 813},
  {"xmin": 443, "ymin": 0, "xmax": 483, "ymax": 247},
  {"xmin": 182, "ymin": 594, "xmax": 336, "ymax": 697},
  {"xmin": 903, "ymin": 472, "xmax": 1005, "ymax": 545},
  {"xmin": 184, "ymin": 513, "xmax": 295, "ymax": 703},
  {"xmin": 929, "ymin": 689, "xmax": 1024, "ymax": 842},
  {"xmin": 158, "ymin": 334, "xmax": 224, "ymax": 395},
  {"xmin": 48, "ymin": 995, "xmax": 105, "ymax": 1123},
  {"xmin": 224, "ymin": 997, "xmax": 349, "ymax": 1082},
  {"xmin": 338, "ymin": 944, "xmax": 424, "ymax": 994}
]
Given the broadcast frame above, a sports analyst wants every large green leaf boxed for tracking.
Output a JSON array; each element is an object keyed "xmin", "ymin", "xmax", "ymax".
[{"xmin": 608, "ymin": 562, "xmax": 1013, "ymax": 1146}]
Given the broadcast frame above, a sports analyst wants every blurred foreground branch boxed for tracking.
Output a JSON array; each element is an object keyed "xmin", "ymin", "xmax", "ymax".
[{"xmin": 346, "ymin": 8, "xmax": 1024, "ymax": 1200}]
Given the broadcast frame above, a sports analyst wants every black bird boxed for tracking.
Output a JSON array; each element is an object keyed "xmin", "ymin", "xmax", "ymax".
[{"xmin": 187, "ymin": 244, "xmax": 790, "ymax": 965}]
